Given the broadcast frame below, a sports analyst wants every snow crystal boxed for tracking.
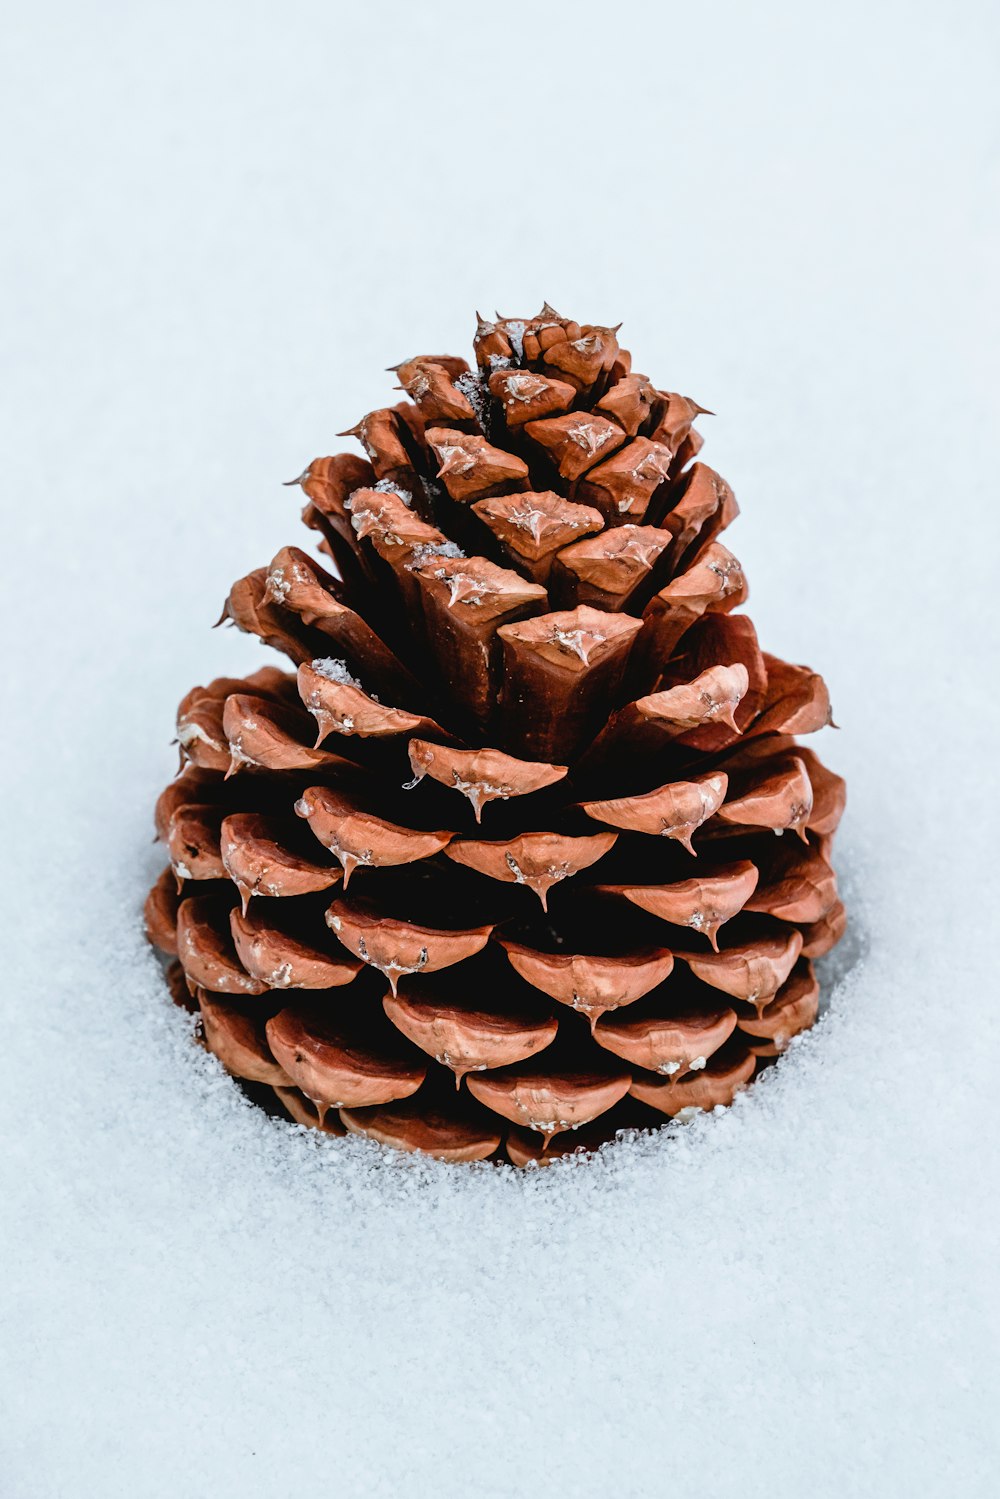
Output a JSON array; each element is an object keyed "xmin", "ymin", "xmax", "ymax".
[
  {"xmin": 405, "ymin": 539, "xmax": 466, "ymax": 569},
  {"xmin": 504, "ymin": 372, "xmax": 543, "ymax": 401},
  {"xmin": 1, "ymin": 8, "xmax": 997, "ymax": 1499},
  {"xmin": 431, "ymin": 440, "xmax": 475, "ymax": 474},
  {"xmin": 175, "ymin": 719, "xmax": 219, "ymax": 748},
  {"xmin": 373, "ymin": 477, "xmax": 412, "ymax": 505},
  {"xmin": 265, "ymin": 564, "xmax": 290, "ymax": 601},
  {"xmin": 504, "ymin": 319, "xmax": 526, "ymax": 361},
  {"xmin": 453, "ymin": 371, "xmax": 490, "ymax": 428},
  {"xmin": 550, "ymin": 624, "xmax": 606, "ymax": 662},
  {"xmin": 310, "ymin": 656, "xmax": 362, "ymax": 688},
  {"xmin": 567, "ymin": 419, "xmax": 614, "ymax": 454}
]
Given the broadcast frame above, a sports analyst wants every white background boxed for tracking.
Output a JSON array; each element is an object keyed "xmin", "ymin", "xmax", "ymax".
[{"xmin": 2, "ymin": 3, "xmax": 998, "ymax": 1495}]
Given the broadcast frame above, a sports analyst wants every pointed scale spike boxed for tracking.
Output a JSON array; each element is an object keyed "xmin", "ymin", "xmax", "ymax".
[
  {"xmin": 471, "ymin": 492, "xmax": 604, "ymax": 586},
  {"xmin": 229, "ymin": 905, "xmax": 362, "ymax": 990},
  {"xmin": 424, "ymin": 428, "xmax": 529, "ymax": 502},
  {"xmin": 581, "ymin": 772, "xmax": 728, "ymax": 853},
  {"xmin": 265, "ymin": 1008, "xmax": 427, "ymax": 1111},
  {"xmin": 405, "ymin": 740, "xmax": 568, "ymax": 822},
  {"xmin": 487, "ymin": 369, "xmax": 576, "ymax": 427},
  {"xmin": 552, "ymin": 524, "xmax": 673, "ymax": 612},
  {"xmin": 340, "ymin": 1096, "xmax": 502, "ymax": 1163},
  {"xmin": 218, "ymin": 567, "xmax": 315, "ymax": 664},
  {"xmin": 648, "ymin": 392, "xmax": 713, "ymax": 450},
  {"xmin": 391, "ymin": 353, "xmax": 469, "ymax": 382},
  {"xmin": 282, "ymin": 451, "xmax": 372, "ymax": 508},
  {"xmin": 597, "ymin": 862, "xmax": 759, "ymax": 951},
  {"xmin": 497, "ymin": 940, "xmax": 675, "ymax": 1031},
  {"xmin": 220, "ymin": 813, "xmax": 342, "ymax": 912},
  {"xmin": 326, "ymin": 898, "xmax": 494, "ymax": 995},
  {"xmin": 466, "ymin": 1063, "xmax": 632, "ymax": 1142},
  {"xmin": 444, "ymin": 830, "xmax": 617, "ymax": 911},
  {"xmin": 678, "ymin": 930, "xmax": 804, "ymax": 1012},
  {"xmin": 629, "ymin": 1046, "xmax": 756, "ymax": 1118},
  {"xmin": 583, "ymin": 663, "xmax": 749, "ymax": 769},
  {"xmin": 383, "ymin": 988, "xmax": 558, "ymax": 1086},
  {"xmin": 294, "ymin": 786, "xmax": 453, "ymax": 887},
  {"xmin": 473, "ymin": 313, "xmax": 513, "ymax": 370},
  {"xmin": 593, "ymin": 1005, "xmax": 738, "ymax": 1077},
  {"xmin": 594, "ymin": 373, "xmax": 657, "ymax": 436},
  {"xmin": 713, "ymin": 755, "xmax": 814, "ymax": 840},
  {"xmin": 737, "ymin": 961, "xmax": 819, "ymax": 1054},
  {"xmin": 336, "ymin": 407, "xmax": 416, "ymax": 485},
  {"xmin": 750, "ymin": 653, "xmax": 835, "ymax": 737},
  {"xmin": 221, "ymin": 693, "xmax": 350, "ymax": 780},
  {"xmin": 524, "ymin": 411, "xmax": 627, "ymax": 482},
  {"xmin": 274, "ymin": 1086, "xmax": 347, "ymax": 1136},
  {"xmin": 574, "ymin": 437, "xmax": 673, "ymax": 525},
  {"xmin": 522, "ymin": 314, "xmax": 580, "ymax": 364},
  {"xmin": 297, "ymin": 658, "xmax": 445, "ymax": 746}
]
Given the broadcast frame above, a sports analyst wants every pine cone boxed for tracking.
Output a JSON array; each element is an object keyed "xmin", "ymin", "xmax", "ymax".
[{"xmin": 146, "ymin": 306, "xmax": 846, "ymax": 1165}]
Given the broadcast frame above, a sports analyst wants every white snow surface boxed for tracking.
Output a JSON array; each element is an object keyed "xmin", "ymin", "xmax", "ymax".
[{"xmin": 2, "ymin": 3, "xmax": 999, "ymax": 1496}]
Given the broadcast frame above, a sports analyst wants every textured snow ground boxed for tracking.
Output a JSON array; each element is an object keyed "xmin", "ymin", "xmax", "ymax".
[{"xmin": 2, "ymin": 3, "xmax": 998, "ymax": 1495}]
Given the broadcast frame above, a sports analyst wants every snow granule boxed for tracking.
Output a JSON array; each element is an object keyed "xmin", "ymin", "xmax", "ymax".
[
  {"xmin": 405, "ymin": 539, "xmax": 466, "ymax": 569},
  {"xmin": 453, "ymin": 370, "xmax": 490, "ymax": 426},
  {"xmin": 373, "ymin": 477, "xmax": 412, "ymax": 505},
  {"xmin": 310, "ymin": 656, "xmax": 362, "ymax": 687},
  {"xmin": 504, "ymin": 319, "xmax": 526, "ymax": 361}
]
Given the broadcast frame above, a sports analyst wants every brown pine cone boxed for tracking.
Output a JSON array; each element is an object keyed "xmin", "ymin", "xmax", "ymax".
[{"xmin": 145, "ymin": 305, "xmax": 845, "ymax": 1165}]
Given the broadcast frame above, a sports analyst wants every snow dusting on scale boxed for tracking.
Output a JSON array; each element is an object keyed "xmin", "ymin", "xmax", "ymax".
[{"xmin": 1, "ymin": 3, "xmax": 998, "ymax": 1497}]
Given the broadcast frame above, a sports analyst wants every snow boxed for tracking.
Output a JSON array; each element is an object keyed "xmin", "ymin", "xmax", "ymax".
[
  {"xmin": 1, "ymin": 2, "xmax": 998, "ymax": 1497},
  {"xmin": 504, "ymin": 320, "xmax": 527, "ymax": 362},
  {"xmin": 311, "ymin": 656, "xmax": 362, "ymax": 687},
  {"xmin": 372, "ymin": 478, "xmax": 412, "ymax": 505}
]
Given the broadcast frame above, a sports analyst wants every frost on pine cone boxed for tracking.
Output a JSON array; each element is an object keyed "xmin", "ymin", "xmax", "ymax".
[{"xmin": 146, "ymin": 306, "xmax": 846, "ymax": 1165}]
